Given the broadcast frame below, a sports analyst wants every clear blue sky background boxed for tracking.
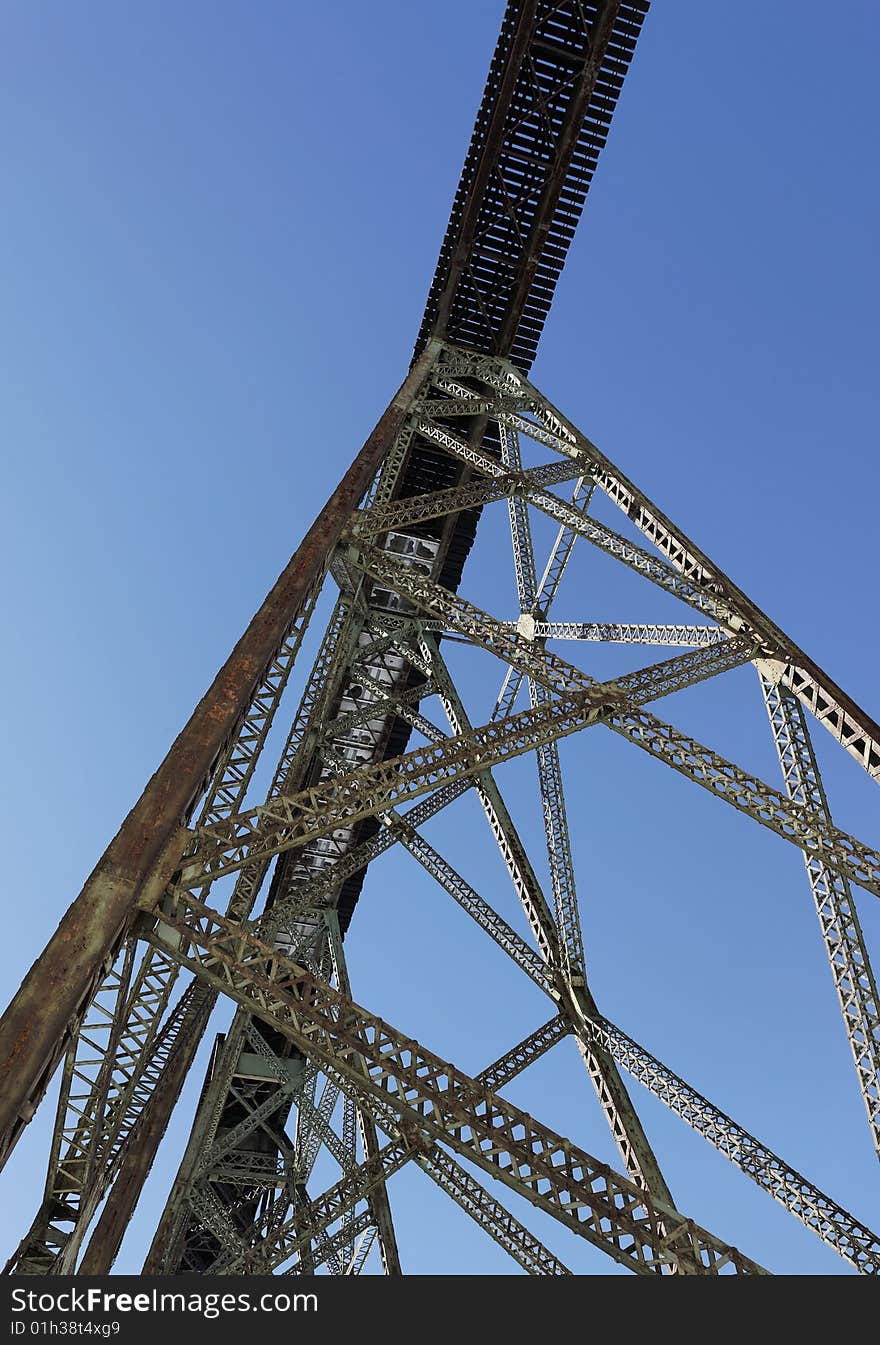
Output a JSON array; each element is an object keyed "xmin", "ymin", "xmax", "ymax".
[{"xmin": 1, "ymin": 1, "xmax": 878, "ymax": 1275}]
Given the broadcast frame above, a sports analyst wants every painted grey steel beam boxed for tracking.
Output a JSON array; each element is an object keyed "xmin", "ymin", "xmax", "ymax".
[
  {"xmin": 144, "ymin": 892, "xmax": 767, "ymax": 1276},
  {"xmin": 593, "ymin": 1013, "xmax": 880, "ymax": 1274},
  {"xmin": 760, "ymin": 668, "xmax": 880, "ymax": 1161}
]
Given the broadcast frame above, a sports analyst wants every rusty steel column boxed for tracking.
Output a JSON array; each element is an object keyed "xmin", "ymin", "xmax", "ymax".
[
  {"xmin": 77, "ymin": 987, "xmax": 216, "ymax": 1275},
  {"xmin": 0, "ymin": 344, "xmax": 437, "ymax": 1169}
]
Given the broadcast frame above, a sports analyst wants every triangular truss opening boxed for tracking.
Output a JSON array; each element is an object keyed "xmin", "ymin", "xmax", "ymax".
[{"xmin": 9, "ymin": 340, "xmax": 879, "ymax": 1278}]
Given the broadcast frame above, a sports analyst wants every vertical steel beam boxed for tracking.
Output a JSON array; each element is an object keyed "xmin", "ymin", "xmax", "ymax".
[
  {"xmin": 760, "ymin": 668, "xmax": 880, "ymax": 1159},
  {"xmin": 0, "ymin": 344, "xmax": 439, "ymax": 1170},
  {"xmin": 78, "ymin": 984, "xmax": 216, "ymax": 1274},
  {"xmin": 327, "ymin": 917, "xmax": 402, "ymax": 1276},
  {"xmin": 421, "ymin": 638, "xmax": 680, "ymax": 1215}
]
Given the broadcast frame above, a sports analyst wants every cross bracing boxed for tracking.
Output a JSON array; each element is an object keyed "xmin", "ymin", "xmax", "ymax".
[
  {"xmin": 0, "ymin": 0, "xmax": 877, "ymax": 1279},
  {"xmin": 3, "ymin": 336, "xmax": 878, "ymax": 1275}
]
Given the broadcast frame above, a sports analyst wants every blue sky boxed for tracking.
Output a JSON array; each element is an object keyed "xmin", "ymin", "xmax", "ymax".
[{"xmin": 1, "ymin": 1, "xmax": 878, "ymax": 1275}]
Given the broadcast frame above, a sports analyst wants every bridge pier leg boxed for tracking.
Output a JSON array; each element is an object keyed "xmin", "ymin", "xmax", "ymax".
[{"xmin": 0, "ymin": 346, "xmax": 438, "ymax": 1172}]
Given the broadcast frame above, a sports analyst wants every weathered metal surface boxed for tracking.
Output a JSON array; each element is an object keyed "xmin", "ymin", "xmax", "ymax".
[
  {"xmin": 77, "ymin": 984, "xmax": 215, "ymax": 1275},
  {"xmin": 760, "ymin": 671, "xmax": 880, "ymax": 1162},
  {"xmin": 417, "ymin": 1, "xmax": 651, "ymax": 370},
  {"xmin": 0, "ymin": 344, "xmax": 438, "ymax": 1169},
  {"xmin": 147, "ymin": 893, "xmax": 766, "ymax": 1275},
  {"xmin": 5, "ymin": 333, "xmax": 878, "ymax": 1275},
  {"xmin": 4, "ymin": 0, "xmax": 876, "ymax": 1283},
  {"xmin": 177, "ymin": 4, "xmax": 659, "ymax": 1134}
]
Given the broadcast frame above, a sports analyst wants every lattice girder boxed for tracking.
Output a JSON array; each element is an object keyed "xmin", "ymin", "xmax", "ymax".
[
  {"xmin": 2, "ymin": 296, "xmax": 878, "ymax": 1280},
  {"xmin": 145, "ymin": 890, "xmax": 766, "ymax": 1276}
]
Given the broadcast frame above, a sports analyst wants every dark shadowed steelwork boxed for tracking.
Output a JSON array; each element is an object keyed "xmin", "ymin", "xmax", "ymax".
[{"xmin": 1, "ymin": 0, "xmax": 877, "ymax": 1278}]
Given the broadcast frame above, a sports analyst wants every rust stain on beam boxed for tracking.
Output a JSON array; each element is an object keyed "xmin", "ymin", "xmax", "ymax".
[{"xmin": 0, "ymin": 344, "xmax": 437, "ymax": 1169}]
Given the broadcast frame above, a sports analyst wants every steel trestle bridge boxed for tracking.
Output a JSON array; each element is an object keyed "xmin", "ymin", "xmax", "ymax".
[{"xmin": 1, "ymin": 1, "xmax": 878, "ymax": 1277}]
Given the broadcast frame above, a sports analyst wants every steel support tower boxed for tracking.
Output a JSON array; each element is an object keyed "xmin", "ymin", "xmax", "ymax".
[{"xmin": 2, "ymin": 1, "xmax": 878, "ymax": 1276}]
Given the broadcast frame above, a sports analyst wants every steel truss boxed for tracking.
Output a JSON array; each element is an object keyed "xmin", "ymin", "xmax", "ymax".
[
  {"xmin": 2, "ymin": 334, "xmax": 878, "ymax": 1277},
  {"xmin": 1, "ymin": 0, "xmax": 878, "ymax": 1279}
]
